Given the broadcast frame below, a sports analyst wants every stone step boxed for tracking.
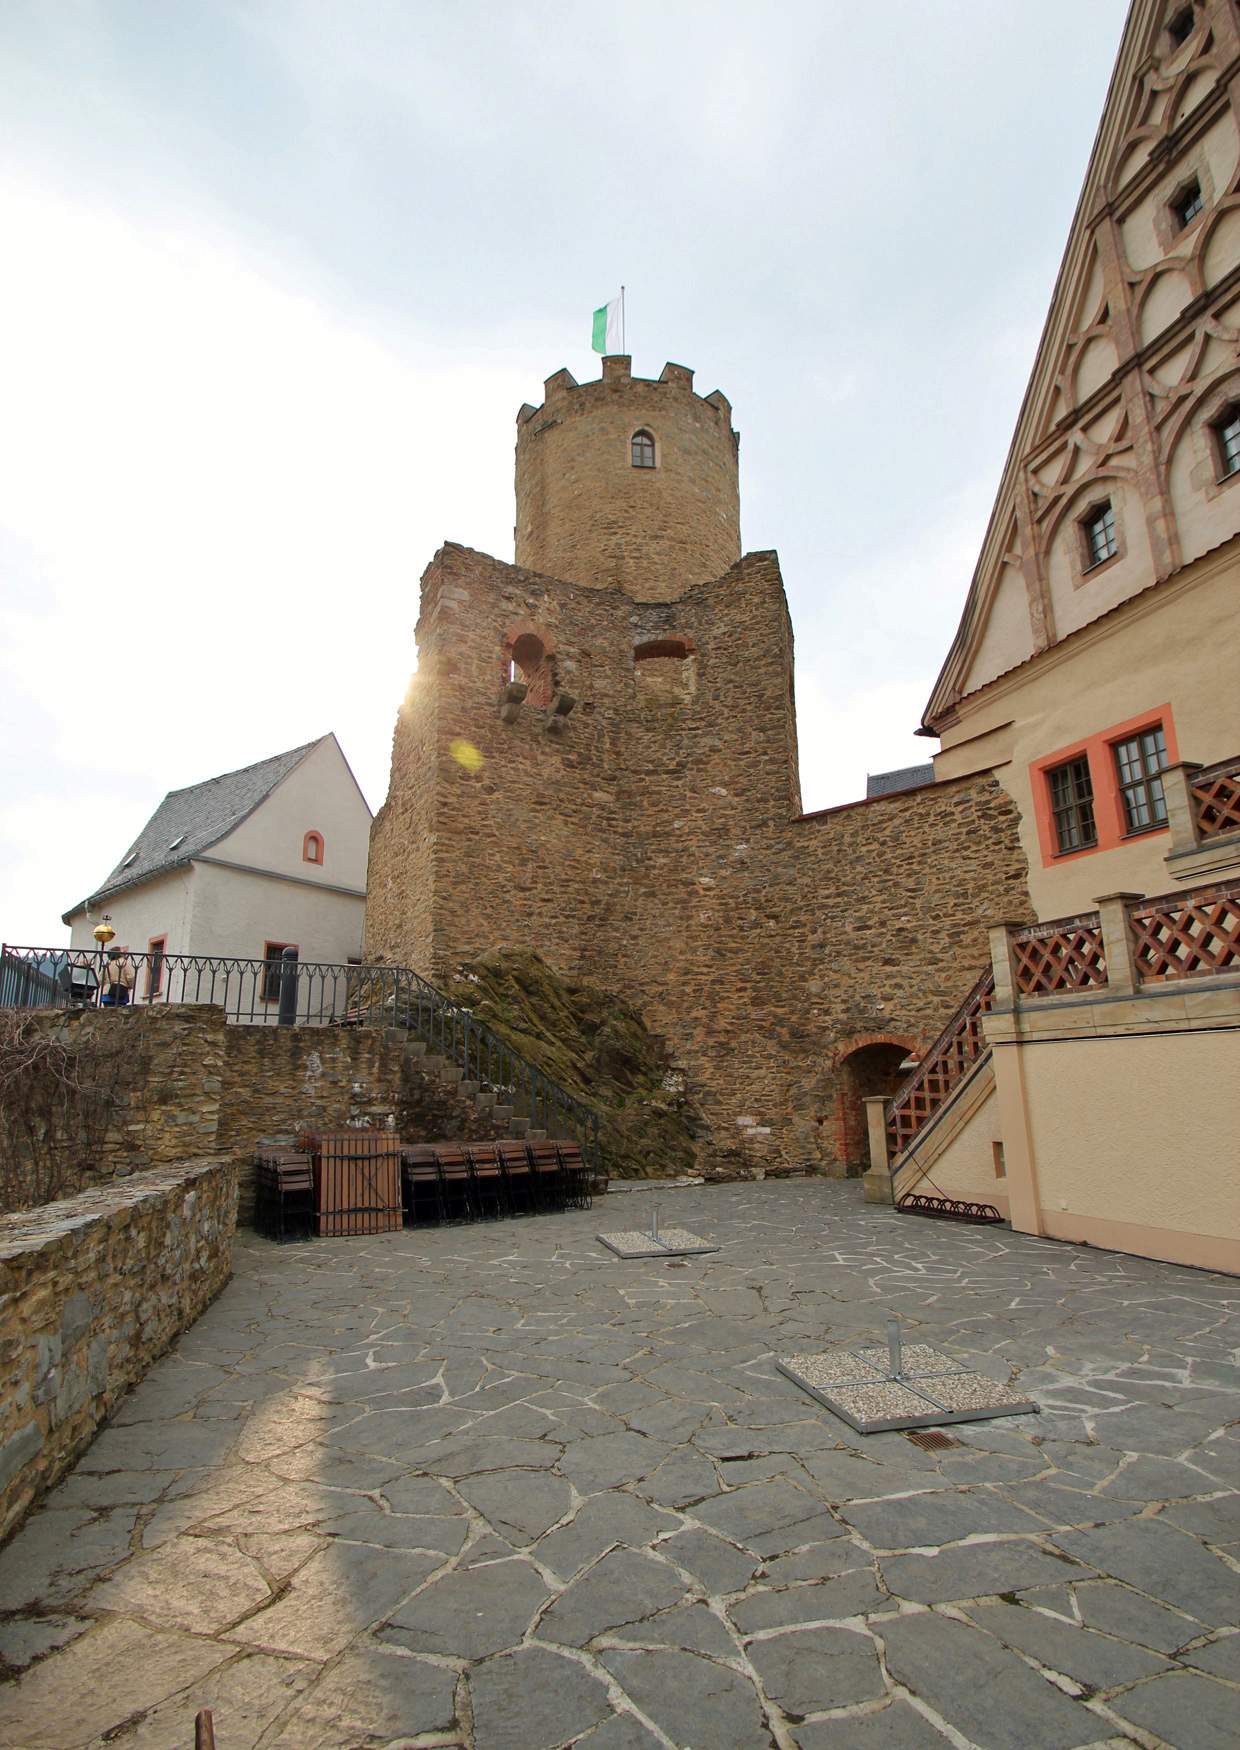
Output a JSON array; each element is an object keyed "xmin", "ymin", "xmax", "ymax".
[
  {"xmin": 404, "ymin": 1038, "xmax": 428, "ymax": 1058},
  {"xmin": 526, "ymin": 1128, "xmax": 546, "ymax": 1143},
  {"xmin": 421, "ymin": 1054, "xmax": 445, "ymax": 1075},
  {"xmin": 507, "ymin": 1117, "xmax": 531, "ymax": 1138},
  {"xmin": 458, "ymin": 1079, "xmax": 479, "ymax": 1098},
  {"xmin": 473, "ymin": 1091, "xmax": 497, "ymax": 1113},
  {"xmin": 491, "ymin": 1105, "xmax": 513, "ymax": 1124},
  {"xmin": 437, "ymin": 1063, "xmax": 464, "ymax": 1086}
]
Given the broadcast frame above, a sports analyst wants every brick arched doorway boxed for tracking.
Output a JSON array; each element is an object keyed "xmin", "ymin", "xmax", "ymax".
[{"xmin": 832, "ymin": 1035, "xmax": 917, "ymax": 1176}]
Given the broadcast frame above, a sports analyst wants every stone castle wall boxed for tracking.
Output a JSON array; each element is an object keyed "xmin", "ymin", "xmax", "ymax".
[
  {"xmin": 515, "ymin": 357, "xmax": 740, "ymax": 599},
  {"xmin": 1, "ymin": 1007, "xmax": 501, "ymax": 1223},
  {"xmin": 0, "ymin": 1157, "xmax": 236, "ymax": 1542},
  {"xmin": 365, "ymin": 540, "xmax": 1032, "ymax": 1177}
]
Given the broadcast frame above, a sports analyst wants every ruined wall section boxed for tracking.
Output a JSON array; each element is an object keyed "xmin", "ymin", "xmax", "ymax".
[{"xmin": 515, "ymin": 357, "xmax": 740, "ymax": 600}]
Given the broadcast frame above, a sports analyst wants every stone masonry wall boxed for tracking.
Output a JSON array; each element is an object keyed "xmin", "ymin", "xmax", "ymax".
[
  {"xmin": 0, "ymin": 1157, "xmax": 236, "ymax": 1542},
  {"xmin": 0, "ymin": 1006, "xmax": 224, "ymax": 1216},
  {"xmin": 366, "ymin": 542, "xmax": 1032, "ymax": 1178},
  {"xmin": 515, "ymin": 357, "xmax": 740, "ymax": 600},
  {"xmin": 218, "ymin": 1023, "xmax": 503, "ymax": 1223}
]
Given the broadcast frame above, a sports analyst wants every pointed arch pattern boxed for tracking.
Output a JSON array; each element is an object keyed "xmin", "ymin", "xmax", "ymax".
[{"xmin": 925, "ymin": 1, "xmax": 1240, "ymax": 725}]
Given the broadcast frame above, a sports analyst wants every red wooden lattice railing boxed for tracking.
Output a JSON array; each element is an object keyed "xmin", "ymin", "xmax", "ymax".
[
  {"xmin": 1129, "ymin": 879, "xmax": 1240, "ymax": 981},
  {"xmin": 885, "ymin": 969, "xmax": 994, "ymax": 1161},
  {"xmin": 1010, "ymin": 913, "xmax": 1107, "ymax": 996},
  {"xmin": 1190, "ymin": 756, "xmax": 1240, "ymax": 840}
]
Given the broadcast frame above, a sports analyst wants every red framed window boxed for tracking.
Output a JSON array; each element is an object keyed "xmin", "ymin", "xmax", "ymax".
[
  {"xmin": 146, "ymin": 935, "xmax": 167, "ymax": 999},
  {"xmin": 1030, "ymin": 706, "xmax": 1177, "ymax": 868},
  {"xmin": 303, "ymin": 830, "xmax": 324, "ymax": 865}
]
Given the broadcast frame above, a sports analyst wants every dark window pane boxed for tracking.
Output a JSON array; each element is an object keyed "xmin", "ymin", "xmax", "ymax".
[{"xmin": 1048, "ymin": 755, "xmax": 1097, "ymax": 853}]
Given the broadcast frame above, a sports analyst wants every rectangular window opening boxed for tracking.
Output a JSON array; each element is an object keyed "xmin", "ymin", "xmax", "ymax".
[
  {"xmin": 1048, "ymin": 755, "xmax": 1098, "ymax": 854},
  {"xmin": 1082, "ymin": 501, "xmax": 1117, "ymax": 570},
  {"xmin": 1113, "ymin": 724, "xmax": 1169, "ymax": 834},
  {"xmin": 1213, "ymin": 407, "xmax": 1240, "ymax": 479},
  {"xmin": 261, "ymin": 941, "xmax": 298, "ymax": 1003},
  {"xmin": 1173, "ymin": 178, "xmax": 1203, "ymax": 229},
  {"xmin": 992, "ymin": 1141, "xmax": 1006, "ymax": 1180},
  {"xmin": 146, "ymin": 936, "xmax": 167, "ymax": 1000}
]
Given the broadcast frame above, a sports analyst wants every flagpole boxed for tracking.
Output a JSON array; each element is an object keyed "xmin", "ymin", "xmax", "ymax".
[{"xmin": 621, "ymin": 285, "xmax": 626, "ymax": 353}]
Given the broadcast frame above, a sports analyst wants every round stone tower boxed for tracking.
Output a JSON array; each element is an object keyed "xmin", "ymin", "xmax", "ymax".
[{"xmin": 514, "ymin": 355, "xmax": 740, "ymax": 602}]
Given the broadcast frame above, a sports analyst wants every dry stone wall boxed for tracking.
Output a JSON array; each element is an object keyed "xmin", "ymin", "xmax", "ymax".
[{"xmin": 0, "ymin": 1157, "xmax": 236, "ymax": 1542}]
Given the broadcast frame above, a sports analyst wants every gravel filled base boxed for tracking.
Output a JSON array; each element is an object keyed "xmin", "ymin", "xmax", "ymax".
[
  {"xmin": 777, "ymin": 1341, "xmax": 1037, "ymax": 1433},
  {"xmin": 596, "ymin": 1229, "xmax": 720, "ymax": 1258}
]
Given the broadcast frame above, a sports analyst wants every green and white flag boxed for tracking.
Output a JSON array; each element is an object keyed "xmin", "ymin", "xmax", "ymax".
[{"xmin": 592, "ymin": 293, "xmax": 623, "ymax": 354}]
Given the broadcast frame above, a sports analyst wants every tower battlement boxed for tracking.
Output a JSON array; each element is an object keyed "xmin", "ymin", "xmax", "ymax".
[{"xmin": 514, "ymin": 356, "xmax": 741, "ymax": 601}]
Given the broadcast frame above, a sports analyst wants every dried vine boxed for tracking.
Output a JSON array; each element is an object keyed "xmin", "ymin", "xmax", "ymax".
[{"xmin": 0, "ymin": 1012, "xmax": 134, "ymax": 1213}]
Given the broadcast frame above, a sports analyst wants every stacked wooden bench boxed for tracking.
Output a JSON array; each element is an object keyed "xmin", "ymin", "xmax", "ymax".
[
  {"xmin": 254, "ymin": 1148, "xmax": 315, "ymax": 1242},
  {"xmin": 398, "ymin": 1139, "xmax": 592, "ymax": 1226}
]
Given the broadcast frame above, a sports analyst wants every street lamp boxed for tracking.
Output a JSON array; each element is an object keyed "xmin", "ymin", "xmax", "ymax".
[{"xmin": 92, "ymin": 916, "xmax": 115, "ymax": 1004}]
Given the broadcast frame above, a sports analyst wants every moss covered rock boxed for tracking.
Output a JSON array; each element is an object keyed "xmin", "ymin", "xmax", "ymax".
[{"xmin": 445, "ymin": 949, "xmax": 704, "ymax": 1180}]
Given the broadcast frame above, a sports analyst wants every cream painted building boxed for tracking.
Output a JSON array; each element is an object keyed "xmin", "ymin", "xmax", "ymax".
[
  {"xmin": 867, "ymin": 0, "xmax": 1240, "ymax": 1274},
  {"xmin": 63, "ymin": 735, "xmax": 372, "ymax": 998}
]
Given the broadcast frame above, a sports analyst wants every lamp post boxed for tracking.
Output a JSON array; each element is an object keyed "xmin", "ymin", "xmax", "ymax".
[{"xmin": 92, "ymin": 916, "xmax": 115, "ymax": 1005}]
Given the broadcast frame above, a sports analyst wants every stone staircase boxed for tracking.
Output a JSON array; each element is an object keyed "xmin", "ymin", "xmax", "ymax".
[{"xmin": 402, "ymin": 1035, "xmax": 548, "ymax": 1143}]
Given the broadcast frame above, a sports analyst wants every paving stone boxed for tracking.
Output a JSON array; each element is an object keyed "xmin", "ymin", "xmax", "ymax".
[
  {"xmin": 1109, "ymin": 1669, "xmax": 1239, "ymax": 1750},
  {"xmin": 88, "ymin": 1534, "xmax": 272, "ymax": 1633},
  {"xmin": 92, "ymin": 1650, "xmax": 316, "ymax": 1750},
  {"xmin": 969, "ymin": 1599, "xmax": 1169, "ymax": 1689},
  {"xmin": 1000, "ymin": 1479, "xmax": 1141, "ymax": 1527},
  {"xmin": 79, "ymin": 1418, "xmax": 238, "ymax": 1473},
  {"xmin": 469, "ymin": 1644, "xmax": 614, "ymax": 1750},
  {"xmin": 607, "ymin": 1601, "xmax": 738, "ymax": 1659},
  {"xmin": 730, "ymin": 1568, "xmax": 886, "ymax": 1633},
  {"xmin": 1181, "ymin": 1634, "xmax": 1240, "ymax": 1682},
  {"xmin": 1073, "ymin": 1580, "xmax": 1203, "ymax": 1652},
  {"xmin": 0, "ymin": 1507, "xmax": 139, "ymax": 1610},
  {"xmin": 378, "ymin": 1474, "xmax": 468, "ymax": 1517},
  {"xmin": 632, "ymin": 1448, "xmax": 721, "ymax": 1507},
  {"xmin": 879, "ymin": 1611, "xmax": 1102, "ymax": 1749},
  {"xmin": 839, "ymin": 1488, "xmax": 1045, "ymax": 1549},
  {"xmin": 1054, "ymin": 1519, "xmax": 1239, "ymax": 1625},
  {"xmin": 229, "ymin": 1542, "xmax": 439, "ymax": 1659},
  {"xmin": 572, "ymin": 1709, "xmax": 664, "ymax": 1748},
  {"xmin": 266, "ymin": 1644, "xmax": 458, "ymax": 1748},
  {"xmin": 1097, "ymin": 1454, "xmax": 1223, "ymax": 1500},
  {"xmin": 538, "ymin": 1546, "xmax": 688, "ymax": 1647},
  {"xmin": 880, "ymin": 1540, "xmax": 1085, "ymax": 1604},
  {"xmin": 600, "ymin": 1647, "xmax": 769, "ymax": 1750},
  {"xmin": 414, "ymin": 1433, "xmax": 561, "ymax": 1477},
  {"xmin": 534, "ymin": 1493, "xmax": 679, "ymax": 1581},
  {"xmin": 381, "ymin": 1555, "xmax": 552, "ymax": 1659},
  {"xmin": 327, "ymin": 1506, "xmax": 470, "ymax": 1553},
  {"xmin": 744, "ymin": 1624, "xmax": 886, "ymax": 1718},
  {"xmin": 657, "ymin": 1526, "xmax": 761, "ymax": 1594},
  {"xmin": 0, "ymin": 1618, "xmax": 233, "ymax": 1748},
  {"xmin": 0, "ymin": 1613, "xmax": 89, "ymax": 1671},
  {"xmin": 456, "ymin": 1466, "xmax": 573, "ymax": 1543},
  {"xmin": 791, "ymin": 1701, "xmax": 952, "ymax": 1748},
  {"xmin": 798, "ymin": 1450, "xmax": 953, "ymax": 1500},
  {"xmin": 556, "ymin": 1431, "xmax": 672, "ymax": 1493},
  {"xmin": 1158, "ymin": 1497, "xmax": 1240, "ymax": 1544},
  {"xmin": 690, "ymin": 1479, "xmax": 844, "ymax": 1556}
]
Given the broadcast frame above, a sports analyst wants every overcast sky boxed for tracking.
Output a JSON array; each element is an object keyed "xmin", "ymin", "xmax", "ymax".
[{"xmin": 0, "ymin": 0, "xmax": 1129, "ymax": 946}]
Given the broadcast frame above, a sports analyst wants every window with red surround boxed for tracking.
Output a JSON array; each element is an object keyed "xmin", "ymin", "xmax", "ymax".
[
  {"xmin": 146, "ymin": 935, "xmax": 166, "ymax": 999},
  {"xmin": 303, "ymin": 830, "xmax": 324, "ymax": 865},
  {"xmin": 1030, "ymin": 706, "xmax": 1178, "ymax": 867}
]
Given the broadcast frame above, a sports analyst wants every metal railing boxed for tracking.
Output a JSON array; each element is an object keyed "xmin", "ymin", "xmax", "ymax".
[{"xmin": 0, "ymin": 945, "xmax": 602, "ymax": 1172}]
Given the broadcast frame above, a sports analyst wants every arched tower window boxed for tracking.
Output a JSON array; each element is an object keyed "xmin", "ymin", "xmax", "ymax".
[
  {"xmin": 631, "ymin": 429, "xmax": 656, "ymax": 469},
  {"xmin": 502, "ymin": 623, "xmax": 557, "ymax": 708},
  {"xmin": 303, "ymin": 830, "xmax": 324, "ymax": 865}
]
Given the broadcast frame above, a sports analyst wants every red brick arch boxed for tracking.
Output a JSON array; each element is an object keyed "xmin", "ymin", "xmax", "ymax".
[{"xmin": 826, "ymin": 1032, "xmax": 922, "ymax": 1175}]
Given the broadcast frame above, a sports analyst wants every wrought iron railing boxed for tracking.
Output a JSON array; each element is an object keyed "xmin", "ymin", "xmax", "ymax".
[
  {"xmin": 1009, "ymin": 911, "xmax": 1107, "ymax": 996},
  {"xmin": 1190, "ymin": 755, "xmax": 1240, "ymax": 839},
  {"xmin": 0, "ymin": 945, "xmax": 601, "ymax": 1171},
  {"xmin": 885, "ymin": 968, "xmax": 994, "ymax": 1163},
  {"xmin": 1128, "ymin": 879, "xmax": 1240, "ymax": 981}
]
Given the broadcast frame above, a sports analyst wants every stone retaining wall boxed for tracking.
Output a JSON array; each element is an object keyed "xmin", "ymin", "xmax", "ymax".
[
  {"xmin": 0, "ymin": 1157, "xmax": 236, "ymax": 1543},
  {"xmin": 1, "ymin": 1009, "xmax": 502, "ymax": 1222}
]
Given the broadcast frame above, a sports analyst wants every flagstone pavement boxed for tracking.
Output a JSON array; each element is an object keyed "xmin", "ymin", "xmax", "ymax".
[{"xmin": 1, "ymin": 1179, "xmax": 1237, "ymax": 1750}]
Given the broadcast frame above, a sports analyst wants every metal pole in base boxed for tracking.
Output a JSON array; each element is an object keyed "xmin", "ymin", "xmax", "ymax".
[
  {"xmin": 887, "ymin": 1316, "xmax": 903, "ymax": 1380},
  {"xmin": 650, "ymin": 1205, "xmax": 659, "ymax": 1243}
]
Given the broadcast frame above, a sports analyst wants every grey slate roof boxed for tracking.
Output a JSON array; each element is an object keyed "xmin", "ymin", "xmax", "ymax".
[
  {"xmin": 865, "ymin": 762, "xmax": 936, "ymax": 799},
  {"xmin": 65, "ymin": 738, "xmax": 326, "ymax": 918}
]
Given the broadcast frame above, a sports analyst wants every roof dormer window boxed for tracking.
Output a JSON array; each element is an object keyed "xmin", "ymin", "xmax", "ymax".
[{"xmin": 167, "ymin": 834, "xmax": 186, "ymax": 851}]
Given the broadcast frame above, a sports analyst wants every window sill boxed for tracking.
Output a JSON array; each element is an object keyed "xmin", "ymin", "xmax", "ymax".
[{"xmin": 1119, "ymin": 824, "xmax": 1169, "ymax": 842}]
